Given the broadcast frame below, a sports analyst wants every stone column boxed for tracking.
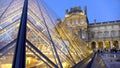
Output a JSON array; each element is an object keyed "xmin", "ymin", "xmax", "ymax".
[
  {"xmin": 103, "ymin": 41, "xmax": 106, "ymax": 49},
  {"xmin": 118, "ymin": 40, "xmax": 120, "ymax": 49},
  {"xmin": 110, "ymin": 41, "xmax": 113, "ymax": 49},
  {"xmin": 96, "ymin": 41, "xmax": 98, "ymax": 51}
]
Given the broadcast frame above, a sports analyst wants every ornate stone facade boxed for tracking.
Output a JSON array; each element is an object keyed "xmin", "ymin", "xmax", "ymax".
[
  {"xmin": 89, "ymin": 20, "xmax": 120, "ymax": 50},
  {"xmin": 59, "ymin": 6, "xmax": 120, "ymax": 50}
]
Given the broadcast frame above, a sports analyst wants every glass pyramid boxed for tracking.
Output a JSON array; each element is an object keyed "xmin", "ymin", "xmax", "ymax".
[{"xmin": 0, "ymin": 0, "xmax": 92, "ymax": 68}]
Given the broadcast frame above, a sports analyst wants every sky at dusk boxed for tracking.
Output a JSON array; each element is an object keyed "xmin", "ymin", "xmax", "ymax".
[{"xmin": 44, "ymin": 0, "xmax": 120, "ymax": 23}]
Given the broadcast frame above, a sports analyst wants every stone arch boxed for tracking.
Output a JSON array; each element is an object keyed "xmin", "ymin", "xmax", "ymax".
[
  {"xmin": 113, "ymin": 40, "xmax": 119, "ymax": 49},
  {"xmin": 98, "ymin": 41, "xmax": 104, "ymax": 49},
  {"xmin": 105, "ymin": 40, "xmax": 111, "ymax": 49},
  {"xmin": 91, "ymin": 41, "xmax": 96, "ymax": 49}
]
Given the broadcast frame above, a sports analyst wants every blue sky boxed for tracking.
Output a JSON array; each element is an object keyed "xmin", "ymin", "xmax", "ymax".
[{"xmin": 44, "ymin": 0, "xmax": 120, "ymax": 23}]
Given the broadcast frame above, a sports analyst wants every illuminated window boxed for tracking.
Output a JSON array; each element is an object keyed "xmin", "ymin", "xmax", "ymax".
[
  {"xmin": 81, "ymin": 28, "xmax": 86, "ymax": 39},
  {"xmin": 91, "ymin": 32, "xmax": 95, "ymax": 38},
  {"xmin": 66, "ymin": 20, "xmax": 71, "ymax": 26}
]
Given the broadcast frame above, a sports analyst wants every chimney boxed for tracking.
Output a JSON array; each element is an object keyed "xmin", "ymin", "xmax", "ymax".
[
  {"xmin": 66, "ymin": 9, "xmax": 68, "ymax": 14},
  {"xmin": 84, "ymin": 6, "xmax": 87, "ymax": 15},
  {"xmin": 78, "ymin": 6, "xmax": 81, "ymax": 10},
  {"xmin": 70, "ymin": 8, "xmax": 74, "ymax": 12},
  {"xmin": 56, "ymin": 18, "xmax": 62, "ymax": 23},
  {"xmin": 94, "ymin": 19, "xmax": 96, "ymax": 25}
]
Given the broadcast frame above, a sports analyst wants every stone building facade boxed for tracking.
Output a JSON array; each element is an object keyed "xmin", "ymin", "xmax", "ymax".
[
  {"xmin": 59, "ymin": 6, "xmax": 120, "ymax": 50},
  {"xmin": 88, "ymin": 20, "xmax": 120, "ymax": 50}
]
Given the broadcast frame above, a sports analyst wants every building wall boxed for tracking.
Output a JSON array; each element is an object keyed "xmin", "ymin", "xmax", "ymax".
[
  {"xmin": 88, "ymin": 21, "xmax": 120, "ymax": 50},
  {"xmin": 62, "ymin": 6, "xmax": 120, "ymax": 50}
]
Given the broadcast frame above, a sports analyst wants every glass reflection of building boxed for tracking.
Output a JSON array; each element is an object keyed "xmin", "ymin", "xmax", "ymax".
[
  {"xmin": 57, "ymin": 6, "xmax": 120, "ymax": 52},
  {"xmin": 0, "ymin": 0, "xmax": 92, "ymax": 68}
]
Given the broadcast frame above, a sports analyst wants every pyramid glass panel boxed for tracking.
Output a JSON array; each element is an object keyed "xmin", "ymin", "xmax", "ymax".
[{"xmin": 0, "ymin": 0, "xmax": 92, "ymax": 68}]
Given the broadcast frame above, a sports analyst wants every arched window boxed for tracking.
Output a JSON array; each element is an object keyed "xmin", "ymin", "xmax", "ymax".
[
  {"xmin": 80, "ymin": 27, "xmax": 86, "ymax": 39},
  {"xmin": 105, "ymin": 40, "xmax": 110, "ymax": 49},
  {"xmin": 98, "ymin": 32, "xmax": 103, "ymax": 38},
  {"xmin": 91, "ymin": 41, "xmax": 96, "ymax": 49},
  {"xmin": 113, "ymin": 40, "xmax": 119, "ymax": 49},
  {"xmin": 82, "ymin": 32, "xmax": 86, "ymax": 39},
  {"xmin": 98, "ymin": 41, "xmax": 103, "ymax": 49},
  {"xmin": 104, "ymin": 31, "xmax": 109, "ymax": 37},
  {"xmin": 91, "ymin": 32, "xmax": 95, "ymax": 38},
  {"xmin": 111, "ymin": 31, "xmax": 117, "ymax": 37}
]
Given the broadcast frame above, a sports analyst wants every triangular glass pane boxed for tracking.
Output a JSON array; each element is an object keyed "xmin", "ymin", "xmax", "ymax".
[
  {"xmin": 0, "ymin": 0, "xmax": 93, "ymax": 67},
  {"xmin": 26, "ymin": 21, "xmax": 57, "ymax": 65},
  {"xmin": 0, "ymin": 0, "xmax": 24, "ymax": 67},
  {"xmin": 0, "ymin": 0, "xmax": 24, "ymax": 46},
  {"xmin": 0, "ymin": 43, "xmax": 16, "ymax": 68},
  {"xmin": 26, "ymin": 42, "xmax": 55, "ymax": 68},
  {"xmin": 0, "ymin": 0, "xmax": 13, "ymax": 16},
  {"xmin": 27, "ymin": 0, "xmax": 92, "ymax": 67}
]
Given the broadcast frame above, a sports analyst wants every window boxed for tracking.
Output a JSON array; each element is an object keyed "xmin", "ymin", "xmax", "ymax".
[
  {"xmin": 82, "ymin": 31, "xmax": 86, "ymax": 39},
  {"xmin": 98, "ymin": 32, "xmax": 103, "ymax": 38},
  {"xmin": 91, "ymin": 32, "xmax": 95, "ymax": 38},
  {"xmin": 104, "ymin": 31, "xmax": 109, "ymax": 37},
  {"xmin": 111, "ymin": 31, "xmax": 116, "ymax": 37},
  {"xmin": 66, "ymin": 20, "xmax": 70, "ymax": 26},
  {"xmin": 72, "ymin": 19, "xmax": 77, "ymax": 26},
  {"xmin": 91, "ymin": 42, "xmax": 96, "ymax": 49},
  {"xmin": 80, "ymin": 19, "xmax": 85, "ymax": 24},
  {"xmin": 119, "ymin": 30, "xmax": 120, "ymax": 37}
]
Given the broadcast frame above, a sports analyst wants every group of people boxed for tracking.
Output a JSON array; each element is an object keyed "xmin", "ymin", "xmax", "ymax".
[{"xmin": 95, "ymin": 48, "xmax": 120, "ymax": 53}]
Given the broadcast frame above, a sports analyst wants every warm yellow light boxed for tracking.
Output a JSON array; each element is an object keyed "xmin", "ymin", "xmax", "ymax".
[
  {"xmin": 1, "ymin": 64, "xmax": 12, "ymax": 68},
  {"xmin": 62, "ymin": 62, "xmax": 71, "ymax": 68},
  {"xmin": 26, "ymin": 57, "xmax": 40, "ymax": 68},
  {"xmin": 15, "ymin": 24, "xmax": 19, "ymax": 27}
]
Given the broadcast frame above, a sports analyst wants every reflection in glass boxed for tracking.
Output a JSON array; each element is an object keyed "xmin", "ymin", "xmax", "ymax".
[{"xmin": 0, "ymin": 0, "xmax": 92, "ymax": 68}]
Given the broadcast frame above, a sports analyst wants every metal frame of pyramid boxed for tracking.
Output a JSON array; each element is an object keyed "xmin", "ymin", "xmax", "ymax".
[{"xmin": 0, "ymin": 0, "xmax": 92, "ymax": 68}]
